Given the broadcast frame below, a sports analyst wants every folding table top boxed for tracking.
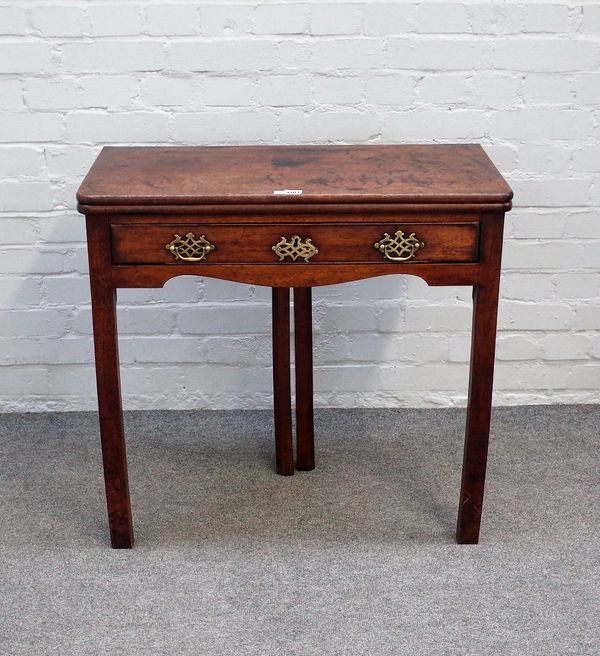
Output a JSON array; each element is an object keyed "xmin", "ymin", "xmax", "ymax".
[{"xmin": 77, "ymin": 144, "xmax": 513, "ymax": 210}]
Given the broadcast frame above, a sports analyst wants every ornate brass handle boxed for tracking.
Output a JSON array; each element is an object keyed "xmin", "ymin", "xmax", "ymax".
[
  {"xmin": 374, "ymin": 230, "xmax": 424, "ymax": 262},
  {"xmin": 272, "ymin": 235, "xmax": 319, "ymax": 262},
  {"xmin": 166, "ymin": 232, "xmax": 215, "ymax": 262}
]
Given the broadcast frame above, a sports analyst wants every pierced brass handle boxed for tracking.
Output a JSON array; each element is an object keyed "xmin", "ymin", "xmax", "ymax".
[
  {"xmin": 374, "ymin": 230, "xmax": 424, "ymax": 262},
  {"xmin": 166, "ymin": 232, "xmax": 215, "ymax": 262},
  {"xmin": 272, "ymin": 235, "xmax": 319, "ymax": 262}
]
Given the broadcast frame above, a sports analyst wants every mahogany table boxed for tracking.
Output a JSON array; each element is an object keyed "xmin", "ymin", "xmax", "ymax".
[{"xmin": 77, "ymin": 144, "xmax": 512, "ymax": 548}]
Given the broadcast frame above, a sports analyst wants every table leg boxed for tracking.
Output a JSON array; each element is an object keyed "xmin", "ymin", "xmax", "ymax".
[
  {"xmin": 89, "ymin": 282, "xmax": 134, "ymax": 548},
  {"xmin": 294, "ymin": 287, "xmax": 315, "ymax": 471},
  {"xmin": 456, "ymin": 282, "xmax": 501, "ymax": 544},
  {"xmin": 87, "ymin": 218, "xmax": 133, "ymax": 548},
  {"xmin": 272, "ymin": 287, "xmax": 294, "ymax": 476}
]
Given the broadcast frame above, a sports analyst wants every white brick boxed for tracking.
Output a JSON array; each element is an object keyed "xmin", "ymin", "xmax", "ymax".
[
  {"xmin": 0, "ymin": 6, "xmax": 28, "ymax": 34},
  {"xmin": 518, "ymin": 145, "xmax": 570, "ymax": 176},
  {"xmin": 0, "ymin": 113, "xmax": 63, "ymax": 143},
  {"xmin": 574, "ymin": 305, "xmax": 600, "ymax": 330},
  {"xmin": 564, "ymin": 213, "xmax": 600, "ymax": 239},
  {"xmin": 202, "ymin": 78, "xmax": 254, "ymax": 107},
  {"xmin": 316, "ymin": 304, "xmax": 377, "ymax": 333},
  {"xmin": 32, "ymin": 6, "xmax": 87, "ymax": 37},
  {"xmin": 280, "ymin": 110, "xmax": 379, "ymax": 143},
  {"xmin": 0, "ymin": 43, "xmax": 53, "ymax": 74},
  {"xmin": 179, "ymin": 305, "xmax": 269, "ymax": 335},
  {"xmin": 569, "ymin": 365, "xmax": 600, "ymax": 389},
  {"xmin": 493, "ymin": 40, "xmax": 600, "ymax": 72},
  {"xmin": 310, "ymin": 4, "xmax": 361, "ymax": 35},
  {"xmin": 44, "ymin": 146, "xmax": 97, "ymax": 177},
  {"xmin": 24, "ymin": 78, "xmax": 81, "ymax": 111},
  {"xmin": 0, "ymin": 147, "xmax": 44, "ymax": 176},
  {"xmin": 402, "ymin": 304, "xmax": 471, "ymax": 332},
  {"xmin": 146, "ymin": 5, "xmax": 200, "ymax": 35},
  {"xmin": 140, "ymin": 76, "xmax": 196, "ymax": 107},
  {"xmin": 0, "ymin": 182, "xmax": 54, "ymax": 212},
  {"xmin": 581, "ymin": 5, "xmax": 600, "ymax": 33},
  {"xmin": 78, "ymin": 76, "xmax": 136, "ymax": 109},
  {"xmin": 172, "ymin": 111, "xmax": 277, "ymax": 144},
  {"xmin": 506, "ymin": 210, "xmax": 565, "ymax": 239},
  {"xmin": 0, "ymin": 219, "xmax": 36, "ymax": 245},
  {"xmin": 200, "ymin": 4, "xmax": 253, "ymax": 36},
  {"xmin": 0, "ymin": 277, "xmax": 41, "ymax": 308},
  {"xmin": 523, "ymin": 74, "xmax": 573, "ymax": 104},
  {"xmin": 363, "ymin": 3, "xmax": 414, "ymax": 36},
  {"xmin": 498, "ymin": 302, "xmax": 574, "ymax": 330},
  {"xmin": 115, "ymin": 307, "xmax": 174, "ymax": 335},
  {"xmin": 120, "ymin": 336, "xmax": 201, "ymax": 365},
  {"xmin": 414, "ymin": 3, "xmax": 469, "ymax": 33},
  {"xmin": 382, "ymin": 110, "xmax": 486, "ymax": 140},
  {"xmin": 418, "ymin": 74, "xmax": 470, "ymax": 104},
  {"xmin": 523, "ymin": 4, "xmax": 572, "ymax": 33},
  {"xmin": 47, "ymin": 366, "xmax": 96, "ymax": 396},
  {"xmin": 542, "ymin": 334, "xmax": 591, "ymax": 360},
  {"xmin": 0, "ymin": 80, "xmax": 23, "ymax": 110},
  {"xmin": 66, "ymin": 111, "xmax": 168, "ymax": 144},
  {"xmin": 364, "ymin": 74, "xmax": 415, "ymax": 105},
  {"xmin": 0, "ymin": 310, "xmax": 67, "ymax": 338},
  {"xmin": 573, "ymin": 146, "xmax": 600, "ymax": 173},
  {"xmin": 496, "ymin": 335, "xmax": 541, "ymax": 360},
  {"xmin": 573, "ymin": 73, "xmax": 600, "ymax": 104},
  {"xmin": 388, "ymin": 39, "xmax": 492, "ymax": 70},
  {"xmin": 490, "ymin": 110, "xmax": 590, "ymax": 140},
  {"xmin": 252, "ymin": 4, "xmax": 307, "ymax": 35},
  {"xmin": 170, "ymin": 40, "xmax": 275, "ymax": 72},
  {"xmin": 469, "ymin": 73, "xmax": 521, "ymax": 108},
  {"xmin": 583, "ymin": 242, "xmax": 600, "ymax": 269},
  {"xmin": 501, "ymin": 273, "xmax": 555, "ymax": 300},
  {"xmin": 494, "ymin": 363, "xmax": 569, "ymax": 390},
  {"xmin": 257, "ymin": 76, "xmax": 310, "ymax": 106},
  {"xmin": 502, "ymin": 241, "xmax": 583, "ymax": 271},
  {"xmin": 0, "ymin": 368, "xmax": 49, "ymax": 396},
  {"xmin": 310, "ymin": 39, "xmax": 384, "ymax": 70},
  {"xmin": 62, "ymin": 42, "xmax": 165, "ymax": 73},
  {"xmin": 44, "ymin": 276, "xmax": 90, "ymax": 306},
  {"xmin": 555, "ymin": 274, "xmax": 599, "ymax": 300},
  {"xmin": 203, "ymin": 335, "xmax": 270, "ymax": 365},
  {"xmin": 508, "ymin": 179, "xmax": 590, "ymax": 207},
  {"xmin": 88, "ymin": 5, "xmax": 143, "ymax": 36},
  {"xmin": 314, "ymin": 76, "xmax": 363, "ymax": 104},
  {"xmin": 38, "ymin": 215, "xmax": 86, "ymax": 242},
  {"xmin": 0, "ymin": 250, "xmax": 65, "ymax": 275}
]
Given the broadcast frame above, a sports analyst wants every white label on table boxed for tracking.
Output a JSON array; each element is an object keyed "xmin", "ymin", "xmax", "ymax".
[{"xmin": 273, "ymin": 189, "xmax": 303, "ymax": 195}]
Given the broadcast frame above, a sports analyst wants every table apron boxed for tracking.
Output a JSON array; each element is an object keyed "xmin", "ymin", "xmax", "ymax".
[{"xmin": 108, "ymin": 262, "xmax": 482, "ymax": 288}]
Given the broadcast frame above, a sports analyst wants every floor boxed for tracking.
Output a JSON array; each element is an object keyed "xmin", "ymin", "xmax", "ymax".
[{"xmin": 0, "ymin": 406, "xmax": 598, "ymax": 655}]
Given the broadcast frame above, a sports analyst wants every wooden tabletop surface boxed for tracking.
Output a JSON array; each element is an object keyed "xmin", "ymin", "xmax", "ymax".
[{"xmin": 77, "ymin": 144, "xmax": 512, "ymax": 207}]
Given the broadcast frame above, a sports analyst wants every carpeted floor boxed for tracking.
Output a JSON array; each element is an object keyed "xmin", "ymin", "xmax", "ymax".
[{"xmin": 0, "ymin": 406, "xmax": 598, "ymax": 655}]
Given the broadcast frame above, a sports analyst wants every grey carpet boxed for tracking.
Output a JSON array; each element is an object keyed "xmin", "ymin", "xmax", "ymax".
[{"xmin": 0, "ymin": 406, "xmax": 598, "ymax": 656}]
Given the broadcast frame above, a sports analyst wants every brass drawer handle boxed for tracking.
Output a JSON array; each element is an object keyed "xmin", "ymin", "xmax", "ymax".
[
  {"xmin": 166, "ymin": 232, "xmax": 215, "ymax": 262},
  {"xmin": 272, "ymin": 235, "xmax": 319, "ymax": 262},
  {"xmin": 374, "ymin": 230, "xmax": 424, "ymax": 262}
]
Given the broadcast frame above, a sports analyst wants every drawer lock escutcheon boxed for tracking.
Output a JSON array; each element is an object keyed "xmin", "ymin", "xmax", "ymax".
[
  {"xmin": 374, "ymin": 230, "xmax": 425, "ymax": 262},
  {"xmin": 272, "ymin": 235, "xmax": 319, "ymax": 262},
  {"xmin": 166, "ymin": 232, "xmax": 215, "ymax": 262}
]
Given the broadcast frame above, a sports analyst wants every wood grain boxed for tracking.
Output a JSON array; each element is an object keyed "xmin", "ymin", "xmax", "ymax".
[{"xmin": 78, "ymin": 144, "xmax": 513, "ymax": 208}]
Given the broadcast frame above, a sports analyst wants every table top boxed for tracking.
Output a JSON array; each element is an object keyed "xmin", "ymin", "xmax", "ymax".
[{"xmin": 77, "ymin": 144, "xmax": 512, "ymax": 208}]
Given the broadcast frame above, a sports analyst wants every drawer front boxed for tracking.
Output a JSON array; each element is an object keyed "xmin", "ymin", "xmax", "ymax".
[{"xmin": 110, "ymin": 222, "xmax": 480, "ymax": 265}]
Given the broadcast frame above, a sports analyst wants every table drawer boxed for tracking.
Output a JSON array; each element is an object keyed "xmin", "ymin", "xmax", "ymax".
[{"xmin": 110, "ymin": 222, "xmax": 480, "ymax": 265}]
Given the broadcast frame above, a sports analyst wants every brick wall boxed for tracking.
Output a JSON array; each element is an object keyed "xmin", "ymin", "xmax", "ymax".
[{"xmin": 1, "ymin": 1, "xmax": 599, "ymax": 411}]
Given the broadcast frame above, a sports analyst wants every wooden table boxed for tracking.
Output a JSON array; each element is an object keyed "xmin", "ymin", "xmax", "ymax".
[{"xmin": 77, "ymin": 144, "xmax": 512, "ymax": 548}]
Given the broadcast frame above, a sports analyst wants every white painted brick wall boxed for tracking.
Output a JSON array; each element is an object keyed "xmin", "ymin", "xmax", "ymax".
[{"xmin": 0, "ymin": 1, "xmax": 599, "ymax": 412}]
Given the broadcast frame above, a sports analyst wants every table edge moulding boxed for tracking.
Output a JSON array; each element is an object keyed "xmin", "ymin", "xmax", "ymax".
[{"xmin": 77, "ymin": 144, "xmax": 513, "ymax": 548}]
